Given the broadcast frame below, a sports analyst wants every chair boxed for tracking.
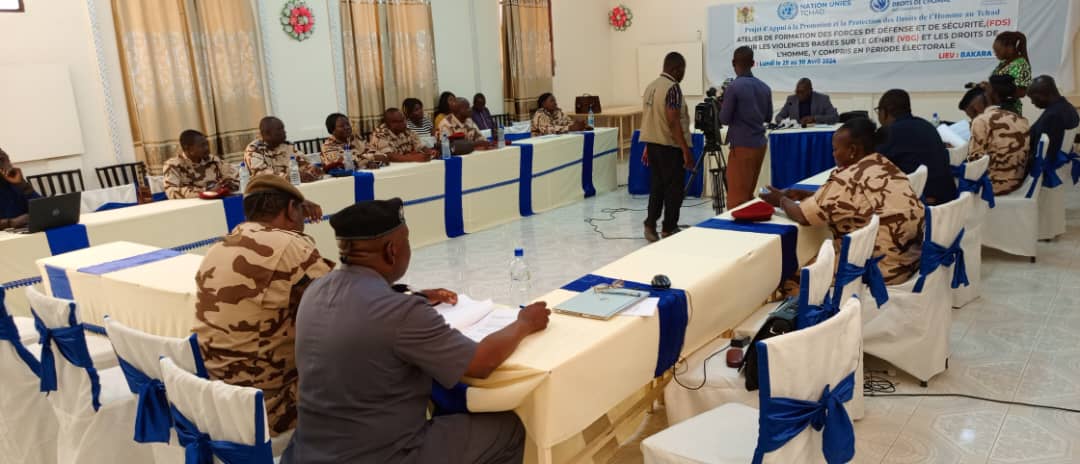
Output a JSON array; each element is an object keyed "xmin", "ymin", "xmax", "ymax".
[
  {"xmin": 907, "ymin": 164, "xmax": 929, "ymax": 198},
  {"xmin": 983, "ymin": 136, "xmax": 1046, "ymax": 262},
  {"xmin": 493, "ymin": 113, "xmax": 514, "ymax": 127},
  {"xmin": 146, "ymin": 175, "xmax": 167, "ymax": 202},
  {"xmin": 831, "ymin": 215, "xmax": 885, "ymax": 316},
  {"xmin": 159, "ymin": 356, "xmax": 286, "ymax": 464},
  {"xmin": 80, "ymin": 184, "xmax": 138, "ymax": 213},
  {"xmin": 95, "ymin": 162, "xmax": 148, "ymax": 189},
  {"xmin": 292, "ymin": 138, "xmax": 323, "ymax": 156},
  {"xmin": 665, "ymin": 239, "xmax": 840, "ymax": 425},
  {"xmin": 948, "ymin": 145, "xmax": 968, "ymax": 166},
  {"xmin": 642, "ymin": 297, "xmax": 862, "ymax": 464},
  {"xmin": 1037, "ymin": 128, "xmax": 1079, "ymax": 240},
  {"xmin": 0, "ymin": 287, "xmax": 58, "ymax": 464},
  {"xmin": 25, "ymin": 287, "xmax": 117, "ymax": 369},
  {"xmin": 865, "ymin": 193, "xmax": 972, "ymax": 386},
  {"xmin": 25, "ymin": 287, "xmax": 153, "ymax": 464},
  {"xmin": 104, "ymin": 316, "xmax": 207, "ymax": 463},
  {"xmin": 952, "ymin": 156, "xmax": 991, "ymax": 308},
  {"xmin": 26, "ymin": 169, "xmax": 86, "ymax": 197}
]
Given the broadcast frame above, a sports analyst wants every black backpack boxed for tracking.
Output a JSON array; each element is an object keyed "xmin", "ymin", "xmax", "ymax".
[{"xmin": 741, "ymin": 298, "xmax": 798, "ymax": 391}]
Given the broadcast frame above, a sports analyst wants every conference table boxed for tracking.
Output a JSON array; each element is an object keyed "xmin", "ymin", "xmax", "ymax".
[
  {"xmin": 34, "ymin": 166, "xmax": 836, "ymax": 463},
  {"xmin": 3, "ymin": 128, "xmax": 619, "ymax": 314}
]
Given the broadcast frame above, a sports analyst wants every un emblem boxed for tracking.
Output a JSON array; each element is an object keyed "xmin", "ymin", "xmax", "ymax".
[
  {"xmin": 870, "ymin": 0, "xmax": 890, "ymax": 13},
  {"xmin": 777, "ymin": 1, "xmax": 798, "ymax": 20}
]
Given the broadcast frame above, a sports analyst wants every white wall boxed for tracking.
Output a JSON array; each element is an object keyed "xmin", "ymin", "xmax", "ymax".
[
  {"xmin": 431, "ymin": 0, "xmax": 503, "ymax": 114},
  {"xmin": 551, "ymin": 0, "xmax": 611, "ymax": 112},
  {"xmin": 0, "ymin": 0, "xmax": 134, "ymax": 185}
]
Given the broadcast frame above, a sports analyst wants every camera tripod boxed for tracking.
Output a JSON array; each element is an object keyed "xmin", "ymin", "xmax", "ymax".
[{"xmin": 684, "ymin": 135, "xmax": 728, "ymax": 214}]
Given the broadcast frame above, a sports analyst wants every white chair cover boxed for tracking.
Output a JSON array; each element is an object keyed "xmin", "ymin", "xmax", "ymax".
[
  {"xmin": 832, "ymin": 215, "xmax": 880, "ymax": 314},
  {"xmin": 24, "ymin": 287, "xmax": 153, "ymax": 464},
  {"xmin": 80, "ymin": 184, "xmax": 138, "ymax": 213},
  {"xmin": 983, "ymin": 136, "xmax": 1045, "ymax": 259},
  {"xmin": 147, "ymin": 176, "xmax": 165, "ymax": 195},
  {"xmin": 864, "ymin": 193, "xmax": 972, "ymax": 383},
  {"xmin": 15, "ymin": 314, "xmax": 37, "ymax": 345},
  {"xmin": 0, "ymin": 288, "xmax": 58, "ymax": 464},
  {"xmin": 642, "ymin": 298, "xmax": 862, "ymax": 464},
  {"xmin": 663, "ymin": 240, "xmax": 837, "ymax": 426},
  {"xmin": 159, "ymin": 357, "xmax": 277, "ymax": 463},
  {"xmin": 105, "ymin": 317, "xmax": 207, "ymax": 463},
  {"xmin": 1037, "ymin": 128, "xmax": 1078, "ymax": 240},
  {"xmin": 953, "ymin": 156, "xmax": 990, "ymax": 308},
  {"xmin": 948, "ymin": 146, "xmax": 968, "ymax": 167},
  {"xmin": 907, "ymin": 164, "xmax": 929, "ymax": 198}
]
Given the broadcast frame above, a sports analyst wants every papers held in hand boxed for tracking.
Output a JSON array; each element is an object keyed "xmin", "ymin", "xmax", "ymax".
[
  {"xmin": 435, "ymin": 295, "xmax": 519, "ymax": 342},
  {"xmin": 937, "ymin": 120, "xmax": 971, "ymax": 148},
  {"xmin": 553, "ymin": 285, "xmax": 650, "ymax": 320}
]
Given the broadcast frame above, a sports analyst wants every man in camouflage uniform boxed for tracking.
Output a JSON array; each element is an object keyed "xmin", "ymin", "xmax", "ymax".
[
  {"xmin": 762, "ymin": 118, "xmax": 925, "ymax": 285},
  {"xmin": 437, "ymin": 98, "xmax": 492, "ymax": 148},
  {"xmin": 162, "ymin": 130, "xmax": 239, "ymax": 199},
  {"xmin": 245, "ymin": 116, "xmax": 322, "ymax": 183},
  {"xmin": 369, "ymin": 108, "xmax": 437, "ymax": 163},
  {"xmin": 962, "ymin": 77, "xmax": 1032, "ymax": 196},
  {"xmin": 193, "ymin": 174, "xmax": 333, "ymax": 436},
  {"xmin": 320, "ymin": 112, "xmax": 387, "ymax": 170}
]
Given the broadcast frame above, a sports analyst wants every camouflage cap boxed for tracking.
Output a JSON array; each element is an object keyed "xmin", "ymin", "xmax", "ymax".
[
  {"xmin": 331, "ymin": 198, "xmax": 406, "ymax": 240},
  {"xmin": 244, "ymin": 174, "xmax": 305, "ymax": 202}
]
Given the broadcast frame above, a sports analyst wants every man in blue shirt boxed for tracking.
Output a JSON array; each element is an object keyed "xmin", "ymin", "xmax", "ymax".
[
  {"xmin": 718, "ymin": 46, "xmax": 772, "ymax": 208},
  {"xmin": 0, "ymin": 147, "xmax": 40, "ymax": 230},
  {"xmin": 875, "ymin": 89, "xmax": 958, "ymax": 205},
  {"xmin": 1027, "ymin": 75, "xmax": 1079, "ymax": 166}
]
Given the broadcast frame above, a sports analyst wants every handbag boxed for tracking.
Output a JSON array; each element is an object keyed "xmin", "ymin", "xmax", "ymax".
[
  {"xmin": 575, "ymin": 94, "xmax": 602, "ymax": 114},
  {"xmin": 741, "ymin": 297, "xmax": 798, "ymax": 391}
]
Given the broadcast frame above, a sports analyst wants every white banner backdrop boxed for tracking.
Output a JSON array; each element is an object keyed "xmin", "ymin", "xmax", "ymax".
[{"xmin": 707, "ymin": 0, "xmax": 1079, "ymax": 93}]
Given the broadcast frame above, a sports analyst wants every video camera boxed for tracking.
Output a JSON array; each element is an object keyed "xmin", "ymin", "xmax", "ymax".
[{"xmin": 695, "ymin": 78, "xmax": 733, "ymax": 144}]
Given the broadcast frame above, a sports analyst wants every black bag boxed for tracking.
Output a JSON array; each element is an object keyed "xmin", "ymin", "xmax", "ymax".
[
  {"xmin": 741, "ymin": 298, "xmax": 798, "ymax": 391},
  {"xmin": 574, "ymin": 94, "xmax": 602, "ymax": 114}
]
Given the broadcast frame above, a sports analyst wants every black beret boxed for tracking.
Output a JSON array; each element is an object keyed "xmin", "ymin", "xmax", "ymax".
[
  {"xmin": 958, "ymin": 86, "xmax": 985, "ymax": 111},
  {"xmin": 331, "ymin": 198, "xmax": 406, "ymax": 240}
]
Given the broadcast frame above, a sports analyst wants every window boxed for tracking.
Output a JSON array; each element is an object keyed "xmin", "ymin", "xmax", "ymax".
[{"xmin": 0, "ymin": 0, "xmax": 24, "ymax": 13}]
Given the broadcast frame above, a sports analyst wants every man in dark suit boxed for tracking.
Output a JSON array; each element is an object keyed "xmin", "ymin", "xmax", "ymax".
[
  {"xmin": 875, "ymin": 89, "xmax": 958, "ymax": 206},
  {"xmin": 774, "ymin": 78, "xmax": 839, "ymax": 125}
]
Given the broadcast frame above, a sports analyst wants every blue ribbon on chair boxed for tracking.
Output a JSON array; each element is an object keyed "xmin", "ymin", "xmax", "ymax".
[
  {"xmin": 913, "ymin": 228, "xmax": 968, "ymax": 293},
  {"xmin": 0, "ymin": 288, "xmax": 41, "ymax": 377},
  {"xmin": 1042, "ymin": 149, "xmax": 1067, "ymax": 188},
  {"xmin": 1066, "ymin": 152, "xmax": 1080, "ymax": 185},
  {"xmin": 795, "ymin": 259, "xmax": 837, "ymax": 330},
  {"xmin": 171, "ymin": 405, "xmax": 273, "ymax": 464},
  {"xmin": 757, "ymin": 372, "xmax": 856, "ymax": 464},
  {"xmin": 33, "ymin": 311, "xmax": 103, "ymax": 411},
  {"xmin": 1025, "ymin": 152, "xmax": 1045, "ymax": 198},
  {"xmin": 832, "ymin": 255, "xmax": 888, "ymax": 309},
  {"xmin": 951, "ymin": 163, "xmax": 995, "ymax": 208},
  {"xmin": 430, "ymin": 381, "xmax": 469, "ymax": 415},
  {"xmin": 118, "ymin": 357, "xmax": 172, "ymax": 443},
  {"xmin": 563, "ymin": 274, "xmax": 688, "ymax": 377}
]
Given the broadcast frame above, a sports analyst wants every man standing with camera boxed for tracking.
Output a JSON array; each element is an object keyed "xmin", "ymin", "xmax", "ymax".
[
  {"xmin": 719, "ymin": 46, "xmax": 772, "ymax": 208},
  {"xmin": 640, "ymin": 52, "xmax": 693, "ymax": 242}
]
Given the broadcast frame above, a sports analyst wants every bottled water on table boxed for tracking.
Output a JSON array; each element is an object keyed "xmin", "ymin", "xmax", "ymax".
[
  {"xmin": 440, "ymin": 133, "xmax": 452, "ymax": 160},
  {"xmin": 288, "ymin": 156, "xmax": 302, "ymax": 186},
  {"xmin": 931, "ymin": 113, "xmax": 940, "ymax": 127},
  {"xmin": 343, "ymin": 145, "xmax": 356, "ymax": 171},
  {"xmin": 509, "ymin": 248, "xmax": 531, "ymax": 308},
  {"xmin": 238, "ymin": 162, "xmax": 250, "ymax": 193},
  {"xmin": 587, "ymin": 108, "xmax": 595, "ymax": 127},
  {"xmin": 496, "ymin": 125, "xmax": 506, "ymax": 149}
]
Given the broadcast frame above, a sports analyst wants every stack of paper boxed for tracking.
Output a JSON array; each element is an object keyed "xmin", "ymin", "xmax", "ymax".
[
  {"xmin": 937, "ymin": 120, "xmax": 971, "ymax": 148},
  {"xmin": 435, "ymin": 295, "xmax": 518, "ymax": 342}
]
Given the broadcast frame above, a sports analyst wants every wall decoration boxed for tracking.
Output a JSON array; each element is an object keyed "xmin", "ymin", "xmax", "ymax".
[
  {"xmin": 609, "ymin": 5, "xmax": 632, "ymax": 32},
  {"xmin": 281, "ymin": 1, "xmax": 315, "ymax": 41}
]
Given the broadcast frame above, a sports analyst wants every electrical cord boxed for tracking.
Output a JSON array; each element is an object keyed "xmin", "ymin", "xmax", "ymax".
[
  {"xmin": 864, "ymin": 371, "xmax": 1080, "ymax": 414},
  {"xmin": 672, "ymin": 344, "xmax": 731, "ymax": 390},
  {"xmin": 583, "ymin": 200, "xmax": 713, "ymax": 241}
]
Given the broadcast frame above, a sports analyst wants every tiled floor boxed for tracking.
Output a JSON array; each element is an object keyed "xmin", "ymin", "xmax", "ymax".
[{"xmin": 405, "ymin": 187, "xmax": 1080, "ymax": 464}]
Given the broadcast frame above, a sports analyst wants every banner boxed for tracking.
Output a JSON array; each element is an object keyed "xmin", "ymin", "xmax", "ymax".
[
  {"xmin": 707, "ymin": 0, "xmax": 1078, "ymax": 93},
  {"xmin": 735, "ymin": 0, "xmax": 1018, "ymax": 68}
]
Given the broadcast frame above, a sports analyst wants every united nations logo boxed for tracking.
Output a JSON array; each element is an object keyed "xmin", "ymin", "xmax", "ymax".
[
  {"xmin": 870, "ymin": 0, "xmax": 891, "ymax": 13},
  {"xmin": 777, "ymin": 1, "xmax": 798, "ymax": 20}
]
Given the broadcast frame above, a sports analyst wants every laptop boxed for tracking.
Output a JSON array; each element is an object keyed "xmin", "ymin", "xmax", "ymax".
[{"xmin": 24, "ymin": 192, "xmax": 82, "ymax": 233}]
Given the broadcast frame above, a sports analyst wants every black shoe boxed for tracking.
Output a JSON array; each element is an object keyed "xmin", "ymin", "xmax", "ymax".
[{"xmin": 644, "ymin": 222, "xmax": 660, "ymax": 243}]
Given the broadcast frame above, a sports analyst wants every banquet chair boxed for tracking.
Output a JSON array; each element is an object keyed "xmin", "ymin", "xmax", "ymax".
[
  {"xmin": 1037, "ymin": 128, "xmax": 1078, "ymax": 240},
  {"xmin": 0, "ymin": 287, "xmax": 58, "ymax": 464},
  {"xmin": 25, "ymin": 287, "xmax": 154, "ymax": 464},
  {"xmin": 951, "ymin": 156, "xmax": 991, "ymax": 308},
  {"xmin": 292, "ymin": 138, "xmax": 322, "ymax": 156},
  {"xmin": 26, "ymin": 169, "xmax": 86, "ymax": 197},
  {"xmin": 159, "ymin": 356, "xmax": 287, "ymax": 464},
  {"xmin": 864, "ymin": 193, "xmax": 972, "ymax": 386},
  {"xmin": 104, "ymin": 316, "xmax": 208, "ymax": 463},
  {"xmin": 907, "ymin": 164, "xmax": 928, "ymax": 198},
  {"xmin": 642, "ymin": 297, "xmax": 862, "ymax": 464},
  {"xmin": 948, "ymin": 145, "xmax": 968, "ymax": 166},
  {"xmin": 80, "ymin": 183, "xmax": 138, "ymax": 213},
  {"xmin": 95, "ymin": 161, "xmax": 148, "ymax": 189},
  {"xmin": 983, "ymin": 135, "xmax": 1046, "ymax": 262},
  {"xmin": 831, "ymin": 215, "xmax": 884, "ymax": 316},
  {"xmin": 25, "ymin": 287, "xmax": 117, "ymax": 369}
]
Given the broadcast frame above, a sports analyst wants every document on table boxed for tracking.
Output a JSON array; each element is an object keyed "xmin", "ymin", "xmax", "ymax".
[
  {"xmin": 435, "ymin": 295, "xmax": 519, "ymax": 342},
  {"xmin": 621, "ymin": 297, "xmax": 659, "ymax": 317}
]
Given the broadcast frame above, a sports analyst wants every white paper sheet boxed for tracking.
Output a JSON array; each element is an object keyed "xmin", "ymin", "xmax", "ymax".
[
  {"xmin": 620, "ymin": 297, "xmax": 660, "ymax": 317},
  {"xmin": 937, "ymin": 120, "xmax": 971, "ymax": 148},
  {"xmin": 435, "ymin": 295, "xmax": 496, "ymax": 331},
  {"xmin": 461, "ymin": 310, "xmax": 519, "ymax": 342}
]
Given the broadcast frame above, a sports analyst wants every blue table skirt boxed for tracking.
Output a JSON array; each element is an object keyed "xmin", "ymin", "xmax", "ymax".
[
  {"xmin": 769, "ymin": 130, "xmax": 836, "ymax": 189},
  {"xmin": 627, "ymin": 131, "xmax": 705, "ymax": 197}
]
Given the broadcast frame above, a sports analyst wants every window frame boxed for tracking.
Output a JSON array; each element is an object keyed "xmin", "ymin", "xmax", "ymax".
[{"xmin": 0, "ymin": 0, "xmax": 24, "ymax": 13}]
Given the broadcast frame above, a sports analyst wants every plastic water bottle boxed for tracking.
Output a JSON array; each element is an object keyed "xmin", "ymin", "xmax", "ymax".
[
  {"xmin": 440, "ymin": 133, "xmax": 452, "ymax": 160},
  {"xmin": 288, "ymin": 156, "xmax": 302, "ymax": 186},
  {"xmin": 238, "ymin": 162, "xmax": 250, "ymax": 193},
  {"xmin": 509, "ymin": 248, "xmax": 531, "ymax": 307},
  {"xmin": 587, "ymin": 107, "xmax": 595, "ymax": 127},
  {"xmin": 343, "ymin": 144, "xmax": 356, "ymax": 171},
  {"xmin": 931, "ymin": 113, "xmax": 940, "ymax": 127},
  {"xmin": 496, "ymin": 125, "xmax": 506, "ymax": 149}
]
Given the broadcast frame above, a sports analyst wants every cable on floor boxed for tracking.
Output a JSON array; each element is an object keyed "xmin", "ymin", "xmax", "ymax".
[
  {"xmin": 583, "ymin": 200, "xmax": 712, "ymax": 241},
  {"xmin": 671, "ymin": 344, "xmax": 731, "ymax": 391},
  {"xmin": 864, "ymin": 372, "xmax": 1080, "ymax": 414}
]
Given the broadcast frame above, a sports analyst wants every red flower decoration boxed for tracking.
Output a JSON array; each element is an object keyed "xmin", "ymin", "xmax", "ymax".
[{"xmin": 282, "ymin": 1, "xmax": 316, "ymax": 41}]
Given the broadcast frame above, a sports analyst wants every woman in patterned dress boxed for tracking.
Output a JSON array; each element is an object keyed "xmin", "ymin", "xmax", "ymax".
[{"xmin": 989, "ymin": 31, "xmax": 1031, "ymax": 116}]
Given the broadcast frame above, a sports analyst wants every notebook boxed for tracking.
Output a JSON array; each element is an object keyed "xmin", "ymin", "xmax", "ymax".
[{"xmin": 554, "ymin": 288, "xmax": 649, "ymax": 320}]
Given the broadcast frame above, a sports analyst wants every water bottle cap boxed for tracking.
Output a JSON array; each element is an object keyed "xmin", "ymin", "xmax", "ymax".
[{"xmin": 514, "ymin": 248, "xmax": 524, "ymax": 257}]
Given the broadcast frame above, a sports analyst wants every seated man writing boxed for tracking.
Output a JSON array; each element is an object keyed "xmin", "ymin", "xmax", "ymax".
[
  {"xmin": 531, "ymin": 93, "xmax": 589, "ymax": 136},
  {"xmin": 193, "ymin": 175, "xmax": 331, "ymax": 437},
  {"xmin": 773, "ymin": 78, "xmax": 839, "ymax": 125},
  {"xmin": 437, "ymin": 98, "xmax": 493, "ymax": 150},
  {"xmin": 760, "ymin": 118, "xmax": 925, "ymax": 286},
  {"xmin": 0, "ymin": 147, "xmax": 39, "ymax": 230},
  {"xmin": 369, "ymin": 108, "xmax": 438, "ymax": 163},
  {"xmin": 162, "ymin": 130, "xmax": 239, "ymax": 199},
  {"xmin": 321, "ymin": 113, "xmax": 386, "ymax": 170},
  {"xmin": 961, "ymin": 75, "xmax": 1031, "ymax": 196},
  {"xmin": 291, "ymin": 198, "xmax": 550, "ymax": 463},
  {"xmin": 245, "ymin": 116, "xmax": 322, "ymax": 183}
]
